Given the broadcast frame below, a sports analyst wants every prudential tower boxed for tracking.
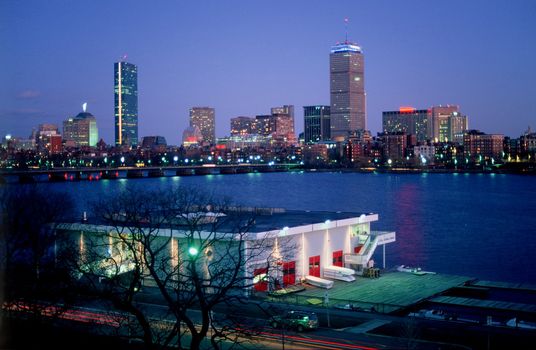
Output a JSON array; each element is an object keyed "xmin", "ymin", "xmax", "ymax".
[{"xmin": 329, "ymin": 39, "xmax": 366, "ymax": 140}]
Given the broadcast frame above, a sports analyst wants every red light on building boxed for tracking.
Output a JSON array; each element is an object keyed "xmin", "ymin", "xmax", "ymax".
[
  {"xmin": 215, "ymin": 144, "xmax": 226, "ymax": 150},
  {"xmin": 399, "ymin": 106, "xmax": 416, "ymax": 113}
]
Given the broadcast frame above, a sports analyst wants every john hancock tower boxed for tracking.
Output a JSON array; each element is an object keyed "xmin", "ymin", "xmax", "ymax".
[{"xmin": 114, "ymin": 60, "xmax": 138, "ymax": 147}]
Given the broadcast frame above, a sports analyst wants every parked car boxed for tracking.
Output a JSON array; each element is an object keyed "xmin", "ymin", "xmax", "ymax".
[{"xmin": 270, "ymin": 310, "xmax": 318, "ymax": 332}]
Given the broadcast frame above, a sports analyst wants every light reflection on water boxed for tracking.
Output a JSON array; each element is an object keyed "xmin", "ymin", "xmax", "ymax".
[{"xmin": 11, "ymin": 171, "xmax": 536, "ymax": 284}]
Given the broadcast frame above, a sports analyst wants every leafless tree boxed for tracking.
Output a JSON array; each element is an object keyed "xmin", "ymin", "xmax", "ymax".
[{"xmin": 69, "ymin": 186, "xmax": 290, "ymax": 350}]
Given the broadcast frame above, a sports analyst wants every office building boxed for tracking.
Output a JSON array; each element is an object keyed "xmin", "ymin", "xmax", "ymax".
[
  {"xmin": 304, "ymin": 105, "xmax": 331, "ymax": 144},
  {"xmin": 141, "ymin": 136, "xmax": 167, "ymax": 152},
  {"xmin": 431, "ymin": 105, "xmax": 468, "ymax": 144},
  {"xmin": 230, "ymin": 116, "xmax": 258, "ymax": 136},
  {"xmin": 382, "ymin": 107, "xmax": 431, "ymax": 143},
  {"xmin": 255, "ymin": 115, "xmax": 273, "ymax": 136},
  {"xmin": 271, "ymin": 105, "xmax": 295, "ymax": 120},
  {"xmin": 114, "ymin": 60, "xmax": 138, "ymax": 147},
  {"xmin": 271, "ymin": 105, "xmax": 295, "ymax": 140},
  {"xmin": 449, "ymin": 113, "xmax": 469, "ymax": 145},
  {"xmin": 35, "ymin": 124, "xmax": 61, "ymax": 153},
  {"xmin": 463, "ymin": 130, "xmax": 504, "ymax": 161},
  {"xmin": 190, "ymin": 107, "xmax": 215, "ymax": 145},
  {"xmin": 271, "ymin": 113, "xmax": 294, "ymax": 139},
  {"xmin": 378, "ymin": 132, "xmax": 407, "ymax": 162},
  {"xmin": 63, "ymin": 104, "xmax": 98, "ymax": 147},
  {"xmin": 330, "ymin": 40, "xmax": 366, "ymax": 139}
]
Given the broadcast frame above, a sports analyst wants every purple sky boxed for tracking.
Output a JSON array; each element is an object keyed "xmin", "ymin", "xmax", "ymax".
[{"xmin": 1, "ymin": 0, "xmax": 535, "ymax": 144}]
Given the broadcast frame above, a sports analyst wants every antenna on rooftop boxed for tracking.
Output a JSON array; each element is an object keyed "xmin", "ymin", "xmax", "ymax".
[
  {"xmin": 82, "ymin": 102, "xmax": 87, "ymax": 112},
  {"xmin": 344, "ymin": 18, "xmax": 349, "ymax": 43}
]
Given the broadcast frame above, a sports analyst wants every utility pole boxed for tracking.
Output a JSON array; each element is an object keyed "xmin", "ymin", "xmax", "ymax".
[{"xmin": 324, "ymin": 291, "xmax": 331, "ymax": 327}]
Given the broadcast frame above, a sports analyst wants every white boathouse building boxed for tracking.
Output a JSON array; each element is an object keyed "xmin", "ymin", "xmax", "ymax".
[{"xmin": 57, "ymin": 208, "xmax": 395, "ymax": 292}]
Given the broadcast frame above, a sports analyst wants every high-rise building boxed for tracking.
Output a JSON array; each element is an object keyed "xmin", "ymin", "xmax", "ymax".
[
  {"xmin": 63, "ymin": 104, "xmax": 98, "ymax": 147},
  {"xmin": 271, "ymin": 113, "xmax": 294, "ymax": 138},
  {"xmin": 271, "ymin": 105, "xmax": 295, "ymax": 120},
  {"xmin": 330, "ymin": 41, "xmax": 365, "ymax": 139},
  {"xmin": 190, "ymin": 107, "xmax": 215, "ymax": 145},
  {"xmin": 255, "ymin": 115, "xmax": 273, "ymax": 136},
  {"xmin": 230, "ymin": 116, "xmax": 258, "ymax": 136},
  {"xmin": 271, "ymin": 105, "xmax": 295, "ymax": 139},
  {"xmin": 382, "ymin": 107, "xmax": 431, "ymax": 143},
  {"xmin": 449, "ymin": 113, "xmax": 468, "ymax": 144},
  {"xmin": 431, "ymin": 105, "xmax": 468, "ymax": 144},
  {"xmin": 304, "ymin": 105, "xmax": 330, "ymax": 144},
  {"xmin": 114, "ymin": 61, "xmax": 138, "ymax": 147}
]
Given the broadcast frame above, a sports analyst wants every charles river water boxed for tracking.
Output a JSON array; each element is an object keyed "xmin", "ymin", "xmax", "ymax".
[{"xmin": 16, "ymin": 171, "xmax": 536, "ymax": 284}]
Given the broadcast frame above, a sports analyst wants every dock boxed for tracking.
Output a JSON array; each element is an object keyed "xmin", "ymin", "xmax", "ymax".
[
  {"xmin": 430, "ymin": 295, "xmax": 536, "ymax": 314},
  {"xmin": 268, "ymin": 271, "xmax": 472, "ymax": 314}
]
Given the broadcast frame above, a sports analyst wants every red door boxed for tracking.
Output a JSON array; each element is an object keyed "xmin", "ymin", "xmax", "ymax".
[
  {"xmin": 333, "ymin": 250, "xmax": 343, "ymax": 267},
  {"xmin": 282, "ymin": 261, "xmax": 296, "ymax": 286},
  {"xmin": 309, "ymin": 255, "xmax": 320, "ymax": 277},
  {"xmin": 253, "ymin": 267, "xmax": 268, "ymax": 292},
  {"xmin": 354, "ymin": 245, "xmax": 364, "ymax": 254}
]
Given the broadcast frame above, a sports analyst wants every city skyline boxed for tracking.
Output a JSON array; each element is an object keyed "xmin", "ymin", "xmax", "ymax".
[{"xmin": 1, "ymin": 1, "xmax": 535, "ymax": 144}]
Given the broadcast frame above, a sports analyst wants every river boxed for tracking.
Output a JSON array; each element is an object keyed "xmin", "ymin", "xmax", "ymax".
[{"xmin": 10, "ymin": 171, "xmax": 536, "ymax": 284}]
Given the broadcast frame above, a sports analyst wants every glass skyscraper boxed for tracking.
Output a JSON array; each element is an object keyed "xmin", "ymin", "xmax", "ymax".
[
  {"xmin": 330, "ymin": 41, "xmax": 366, "ymax": 140},
  {"xmin": 304, "ymin": 105, "xmax": 330, "ymax": 144},
  {"xmin": 114, "ymin": 61, "xmax": 138, "ymax": 147}
]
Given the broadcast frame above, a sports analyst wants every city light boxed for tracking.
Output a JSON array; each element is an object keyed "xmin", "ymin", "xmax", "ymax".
[{"xmin": 188, "ymin": 247, "xmax": 199, "ymax": 256}]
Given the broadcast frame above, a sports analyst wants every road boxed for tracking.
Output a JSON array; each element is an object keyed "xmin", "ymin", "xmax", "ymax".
[{"xmin": 5, "ymin": 288, "xmax": 536, "ymax": 349}]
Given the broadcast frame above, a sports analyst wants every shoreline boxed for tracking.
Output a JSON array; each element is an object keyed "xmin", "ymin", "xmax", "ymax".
[{"xmin": 1, "ymin": 164, "xmax": 535, "ymax": 184}]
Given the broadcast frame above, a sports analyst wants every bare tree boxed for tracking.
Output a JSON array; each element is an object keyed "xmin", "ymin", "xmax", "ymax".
[{"xmin": 69, "ymin": 186, "xmax": 288, "ymax": 349}]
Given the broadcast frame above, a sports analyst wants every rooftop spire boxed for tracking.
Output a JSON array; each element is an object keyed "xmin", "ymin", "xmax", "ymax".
[{"xmin": 344, "ymin": 18, "xmax": 349, "ymax": 43}]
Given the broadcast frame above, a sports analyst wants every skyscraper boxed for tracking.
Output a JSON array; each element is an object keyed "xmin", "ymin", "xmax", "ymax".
[
  {"xmin": 230, "ymin": 116, "xmax": 258, "ymax": 136},
  {"xmin": 431, "ymin": 105, "xmax": 468, "ymax": 144},
  {"xmin": 270, "ymin": 105, "xmax": 295, "ymax": 140},
  {"xmin": 330, "ymin": 40, "xmax": 366, "ymax": 140},
  {"xmin": 190, "ymin": 107, "xmax": 215, "ymax": 145},
  {"xmin": 63, "ymin": 103, "xmax": 98, "ymax": 147},
  {"xmin": 382, "ymin": 107, "xmax": 431, "ymax": 143},
  {"xmin": 304, "ymin": 105, "xmax": 330, "ymax": 143},
  {"xmin": 114, "ymin": 60, "xmax": 138, "ymax": 147}
]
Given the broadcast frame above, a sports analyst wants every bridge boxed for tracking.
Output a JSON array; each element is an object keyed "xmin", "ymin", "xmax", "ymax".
[{"xmin": 0, "ymin": 164, "xmax": 300, "ymax": 183}]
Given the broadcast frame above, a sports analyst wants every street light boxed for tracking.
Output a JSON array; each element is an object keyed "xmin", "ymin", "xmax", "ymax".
[{"xmin": 188, "ymin": 247, "xmax": 199, "ymax": 256}]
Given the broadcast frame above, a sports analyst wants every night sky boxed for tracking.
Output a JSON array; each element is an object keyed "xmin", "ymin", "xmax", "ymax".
[{"xmin": 1, "ymin": 0, "xmax": 535, "ymax": 144}]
